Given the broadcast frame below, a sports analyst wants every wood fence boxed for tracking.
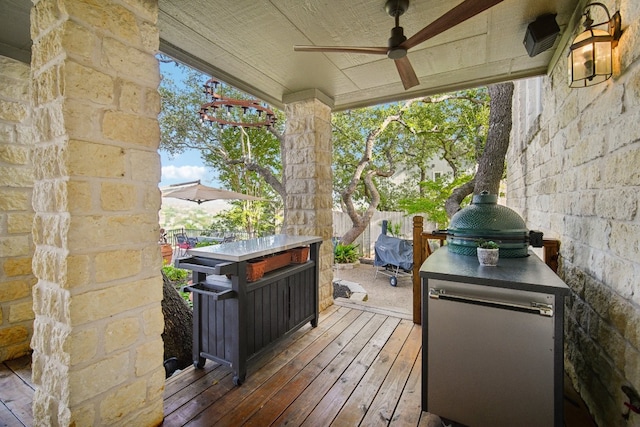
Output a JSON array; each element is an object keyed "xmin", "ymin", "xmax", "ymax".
[{"xmin": 333, "ymin": 211, "xmax": 436, "ymax": 258}]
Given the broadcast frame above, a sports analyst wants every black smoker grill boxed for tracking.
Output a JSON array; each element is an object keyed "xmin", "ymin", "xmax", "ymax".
[{"xmin": 373, "ymin": 228, "xmax": 413, "ymax": 287}]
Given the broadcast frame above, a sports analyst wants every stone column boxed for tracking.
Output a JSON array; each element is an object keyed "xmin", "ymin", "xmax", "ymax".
[
  {"xmin": 0, "ymin": 56, "xmax": 35, "ymax": 362},
  {"xmin": 283, "ymin": 92, "xmax": 334, "ymax": 310},
  {"xmin": 30, "ymin": 0, "xmax": 164, "ymax": 425}
]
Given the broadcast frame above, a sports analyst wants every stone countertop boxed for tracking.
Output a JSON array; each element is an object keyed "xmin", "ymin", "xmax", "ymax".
[
  {"xmin": 186, "ymin": 234, "xmax": 323, "ymax": 262},
  {"xmin": 420, "ymin": 247, "xmax": 569, "ymax": 296}
]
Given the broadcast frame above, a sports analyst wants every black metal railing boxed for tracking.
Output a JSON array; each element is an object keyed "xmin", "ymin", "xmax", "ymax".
[{"xmin": 164, "ymin": 228, "xmax": 254, "ymax": 246}]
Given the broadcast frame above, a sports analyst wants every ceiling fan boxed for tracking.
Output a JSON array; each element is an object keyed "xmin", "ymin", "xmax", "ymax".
[{"xmin": 294, "ymin": 0, "xmax": 505, "ymax": 90}]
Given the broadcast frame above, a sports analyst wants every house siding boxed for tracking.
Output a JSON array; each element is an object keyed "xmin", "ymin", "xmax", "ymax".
[
  {"xmin": 509, "ymin": 2, "xmax": 640, "ymax": 425},
  {"xmin": 0, "ymin": 56, "xmax": 35, "ymax": 363}
]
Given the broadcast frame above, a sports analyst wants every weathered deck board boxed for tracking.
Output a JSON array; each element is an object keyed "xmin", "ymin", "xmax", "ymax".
[
  {"xmin": 203, "ymin": 309, "xmax": 371, "ymax": 426},
  {"xmin": 391, "ymin": 348, "xmax": 424, "ymax": 427},
  {"xmin": 0, "ymin": 304, "xmax": 597, "ymax": 427},
  {"xmin": 4, "ymin": 355, "xmax": 32, "ymax": 389},
  {"xmin": 360, "ymin": 324, "xmax": 422, "ymax": 426},
  {"xmin": 0, "ymin": 401, "xmax": 24, "ymax": 427},
  {"xmin": 164, "ymin": 305, "xmax": 353, "ymax": 426},
  {"xmin": 259, "ymin": 312, "xmax": 387, "ymax": 426},
  {"xmin": 330, "ymin": 318, "xmax": 416, "ymax": 426},
  {"xmin": 300, "ymin": 315, "xmax": 402, "ymax": 426},
  {"xmin": 162, "ymin": 303, "xmax": 597, "ymax": 427},
  {"xmin": 0, "ymin": 354, "xmax": 33, "ymax": 427}
]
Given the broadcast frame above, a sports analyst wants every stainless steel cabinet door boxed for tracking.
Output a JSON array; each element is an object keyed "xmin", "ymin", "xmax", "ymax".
[{"xmin": 426, "ymin": 279, "xmax": 555, "ymax": 427}]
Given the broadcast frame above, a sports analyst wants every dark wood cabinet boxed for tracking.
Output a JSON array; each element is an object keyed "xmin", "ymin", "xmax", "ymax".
[{"xmin": 176, "ymin": 236, "xmax": 321, "ymax": 385}]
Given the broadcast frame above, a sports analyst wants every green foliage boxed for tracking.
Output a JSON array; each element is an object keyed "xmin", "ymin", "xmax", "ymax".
[
  {"xmin": 385, "ymin": 221, "xmax": 403, "ymax": 238},
  {"xmin": 161, "ymin": 264, "xmax": 192, "ymax": 306},
  {"xmin": 334, "ymin": 243, "xmax": 360, "ymax": 264},
  {"xmin": 194, "ymin": 240, "xmax": 216, "ymax": 248},
  {"xmin": 208, "ymin": 200, "xmax": 280, "ymax": 237},
  {"xmin": 179, "ymin": 290, "xmax": 193, "ymax": 308},
  {"xmin": 402, "ymin": 94, "xmax": 488, "ymax": 180},
  {"xmin": 158, "ymin": 58, "xmax": 283, "ymax": 234},
  {"xmin": 477, "ymin": 239, "xmax": 499, "ymax": 249},
  {"xmin": 160, "ymin": 205, "xmax": 215, "ymax": 230},
  {"xmin": 159, "ymin": 58, "xmax": 494, "ymax": 242},
  {"xmin": 331, "ymin": 89, "xmax": 490, "ymax": 213},
  {"xmin": 332, "ymin": 105, "xmax": 408, "ymax": 207},
  {"xmin": 399, "ymin": 173, "xmax": 474, "ymax": 228},
  {"xmin": 162, "ymin": 264, "xmax": 189, "ymax": 283}
]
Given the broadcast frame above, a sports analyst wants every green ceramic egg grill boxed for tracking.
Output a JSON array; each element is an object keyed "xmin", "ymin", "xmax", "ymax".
[{"xmin": 444, "ymin": 192, "xmax": 543, "ymax": 257}]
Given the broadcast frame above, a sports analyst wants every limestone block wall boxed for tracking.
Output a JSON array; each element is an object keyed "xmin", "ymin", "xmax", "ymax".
[
  {"xmin": 0, "ymin": 56, "xmax": 35, "ymax": 362},
  {"xmin": 283, "ymin": 97, "xmax": 334, "ymax": 310},
  {"xmin": 29, "ymin": 0, "xmax": 164, "ymax": 425},
  {"xmin": 509, "ymin": 2, "xmax": 640, "ymax": 425}
]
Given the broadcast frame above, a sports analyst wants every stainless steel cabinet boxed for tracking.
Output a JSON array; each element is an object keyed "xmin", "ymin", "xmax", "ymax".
[{"xmin": 421, "ymin": 249, "xmax": 569, "ymax": 427}]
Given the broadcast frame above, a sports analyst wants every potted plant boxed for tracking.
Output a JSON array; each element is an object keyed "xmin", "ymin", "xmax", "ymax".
[{"xmin": 476, "ymin": 239, "xmax": 499, "ymax": 266}]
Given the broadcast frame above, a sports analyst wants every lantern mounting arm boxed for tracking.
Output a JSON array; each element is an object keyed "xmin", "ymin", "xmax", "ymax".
[{"xmin": 580, "ymin": 2, "xmax": 622, "ymax": 46}]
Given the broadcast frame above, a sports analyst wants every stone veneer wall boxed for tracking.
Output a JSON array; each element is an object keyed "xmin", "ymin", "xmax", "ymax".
[
  {"xmin": 509, "ymin": 1, "xmax": 640, "ymax": 425},
  {"xmin": 29, "ymin": 0, "xmax": 165, "ymax": 425},
  {"xmin": 283, "ymin": 98, "xmax": 334, "ymax": 310},
  {"xmin": 0, "ymin": 56, "xmax": 35, "ymax": 362}
]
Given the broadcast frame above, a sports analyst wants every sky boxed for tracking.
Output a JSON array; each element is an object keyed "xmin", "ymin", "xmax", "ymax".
[
  {"xmin": 158, "ymin": 60, "xmax": 216, "ymax": 189},
  {"xmin": 160, "ymin": 150, "xmax": 212, "ymax": 188}
]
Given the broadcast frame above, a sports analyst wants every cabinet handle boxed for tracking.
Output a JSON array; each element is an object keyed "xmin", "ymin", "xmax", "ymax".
[
  {"xmin": 428, "ymin": 288, "xmax": 553, "ymax": 317},
  {"xmin": 184, "ymin": 285, "xmax": 237, "ymax": 301}
]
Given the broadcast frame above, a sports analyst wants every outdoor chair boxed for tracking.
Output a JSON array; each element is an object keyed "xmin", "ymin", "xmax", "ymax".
[{"xmin": 176, "ymin": 234, "xmax": 197, "ymax": 257}]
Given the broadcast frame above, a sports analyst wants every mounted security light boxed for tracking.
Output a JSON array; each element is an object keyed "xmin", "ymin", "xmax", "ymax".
[{"xmin": 568, "ymin": 2, "xmax": 622, "ymax": 88}]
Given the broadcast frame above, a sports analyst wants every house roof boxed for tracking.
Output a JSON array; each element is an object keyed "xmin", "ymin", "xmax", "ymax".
[{"xmin": 1, "ymin": 0, "xmax": 582, "ymax": 111}]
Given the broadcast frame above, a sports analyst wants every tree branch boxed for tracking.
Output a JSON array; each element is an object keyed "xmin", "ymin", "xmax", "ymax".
[{"xmin": 445, "ymin": 178, "xmax": 476, "ymax": 217}]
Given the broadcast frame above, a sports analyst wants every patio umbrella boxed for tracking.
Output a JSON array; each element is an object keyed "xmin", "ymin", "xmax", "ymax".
[{"xmin": 161, "ymin": 180, "xmax": 263, "ymax": 204}]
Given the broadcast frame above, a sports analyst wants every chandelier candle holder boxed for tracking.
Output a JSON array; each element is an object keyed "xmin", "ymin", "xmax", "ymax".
[{"xmin": 198, "ymin": 79, "xmax": 276, "ymax": 129}]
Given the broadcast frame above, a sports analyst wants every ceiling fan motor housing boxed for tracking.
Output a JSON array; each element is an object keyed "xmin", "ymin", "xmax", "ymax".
[
  {"xmin": 385, "ymin": 0, "xmax": 409, "ymax": 17},
  {"xmin": 388, "ymin": 26, "xmax": 408, "ymax": 58}
]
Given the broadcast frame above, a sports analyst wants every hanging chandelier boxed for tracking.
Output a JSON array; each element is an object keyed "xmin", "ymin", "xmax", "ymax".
[{"xmin": 198, "ymin": 79, "xmax": 277, "ymax": 129}]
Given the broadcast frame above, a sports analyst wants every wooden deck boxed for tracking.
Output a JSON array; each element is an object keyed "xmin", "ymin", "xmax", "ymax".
[
  {"xmin": 163, "ymin": 302, "xmax": 423, "ymax": 426},
  {"xmin": 1, "ymin": 302, "xmax": 596, "ymax": 427},
  {"xmin": 0, "ymin": 352, "xmax": 33, "ymax": 427}
]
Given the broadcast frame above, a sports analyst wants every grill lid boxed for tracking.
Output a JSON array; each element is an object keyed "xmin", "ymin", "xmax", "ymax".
[{"xmin": 444, "ymin": 192, "xmax": 542, "ymax": 257}]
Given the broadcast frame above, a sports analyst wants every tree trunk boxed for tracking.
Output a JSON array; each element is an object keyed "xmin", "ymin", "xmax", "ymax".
[
  {"xmin": 473, "ymin": 83, "xmax": 514, "ymax": 195},
  {"xmin": 161, "ymin": 271, "xmax": 193, "ymax": 376},
  {"xmin": 445, "ymin": 82, "xmax": 514, "ymax": 218}
]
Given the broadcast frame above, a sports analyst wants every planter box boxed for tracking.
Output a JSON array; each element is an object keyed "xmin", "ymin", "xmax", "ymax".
[
  {"xmin": 245, "ymin": 251, "xmax": 292, "ymax": 281},
  {"xmin": 246, "ymin": 259, "xmax": 267, "ymax": 282},
  {"xmin": 262, "ymin": 251, "xmax": 292, "ymax": 273},
  {"xmin": 290, "ymin": 246, "xmax": 310, "ymax": 263}
]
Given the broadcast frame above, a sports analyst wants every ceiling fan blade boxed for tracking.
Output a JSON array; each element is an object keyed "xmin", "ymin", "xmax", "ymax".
[
  {"xmin": 294, "ymin": 45, "xmax": 388, "ymax": 55},
  {"xmin": 395, "ymin": 56, "xmax": 420, "ymax": 90},
  {"xmin": 402, "ymin": 0, "xmax": 505, "ymax": 50}
]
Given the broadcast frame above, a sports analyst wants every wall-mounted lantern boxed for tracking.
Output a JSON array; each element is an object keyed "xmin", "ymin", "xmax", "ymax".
[{"xmin": 568, "ymin": 2, "xmax": 622, "ymax": 88}]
